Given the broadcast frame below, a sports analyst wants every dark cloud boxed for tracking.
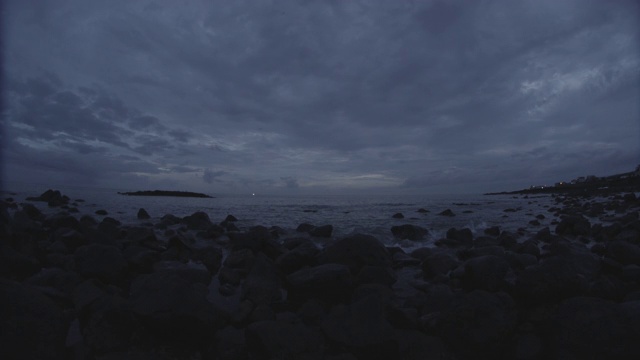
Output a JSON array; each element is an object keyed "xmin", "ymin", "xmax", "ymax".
[
  {"xmin": 2, "ymin": 0, "xmax": 639, "ymax": 193},
  {"xmin": 203, "ymin": 169, "xmax": 226, "ymax": 184},
  {"xmin": 281, "ymin": 176, "xmax": 299, "ymax": 189}
]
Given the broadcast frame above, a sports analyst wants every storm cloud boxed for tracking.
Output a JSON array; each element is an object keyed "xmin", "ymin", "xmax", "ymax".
[{"xmin": 2, "ymin": 0, "xmax": 639, "ymax": 194}]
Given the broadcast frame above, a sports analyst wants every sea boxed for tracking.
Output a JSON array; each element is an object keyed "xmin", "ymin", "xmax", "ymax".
[{"xmin": 1, "ymin": 182, "xmax": 567, "ymax": 250}]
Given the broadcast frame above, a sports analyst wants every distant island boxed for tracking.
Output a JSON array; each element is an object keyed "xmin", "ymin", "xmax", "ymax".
[
  {"xmin": 486, "ymin": 165, "xmax": 640, "ymax": 195},
  {"xmin": 118, "ymin": 190, "xmax": 214, "ymax": 198}
]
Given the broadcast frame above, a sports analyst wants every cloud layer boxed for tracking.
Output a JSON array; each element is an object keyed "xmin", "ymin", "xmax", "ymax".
[{"xmin": 2, "ymin": 0, "xmax": 639, "ymax": 194}]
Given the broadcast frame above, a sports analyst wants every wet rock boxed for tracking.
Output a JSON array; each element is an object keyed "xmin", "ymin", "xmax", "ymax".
[
  {"xmin": 319, "ymin": 234, "xmax": 392, "ymax": 274},
  {"xmin": 446, "ymin": 227, "xmax": 473, "ymax": 244},
  {"xmin": 417, "ymin": 208, "xmax": 429, "ymax": 213},
  {"xmin": 438, "ymin": 209, "xmax": 455, "ymax": 217},
  {"xmin": 74, "ymin": 244, "xmax": 127, "ymax": 284},
  {"xmin": 287, "ymin": 263, "xmax": 353, "ymax": 303},
  {"xmin": 296, "ymin": 223, "xmax": 315, "ymax": 233},
  {"xmin": 484, "ymin": 226, "xmax": 501, "ymax": 236},
  {"xmin": 136, "ymin": 208, "xmax": 150, "ymax": 220},
  {"xmin": 392, "ymin": 213, "xmax": 404, "ymax": 219},
  {"xmin": 246, "ymin": 317, "xmax": 324, "ymax": 359},
  {"xmin": 356, "ymin": 265, "xmax": 397, "ymax": 286},
  {"xmin": 225, "ymin": 214, "xmax": 238, "ymax": 222},
  {"xmin": 309, "ymin": 224, "xmax": 333, "ymax": 238},
  {"xmin": 276, "ymin": 238, "xmax": 320, "ymax": 274},
  {"xmin": 128, "ymin": 271, "xmax": 222, "ymax": 342},
  {"xmin": 242, "ymin": 254, "xmax": 282, "ymax": 305},
  {"xmin": 21, "ymin": 203, "xmax": 45, "ymax": 222},
  {"xmin": 391, "ymin": 224, "xmax": 428, "ymax": 241},
  {"xmin": 606, "ymin": 241, "xmax": 640, "ymax": 266},
  {"xmin": 421, "ymin": 251, "xmax": 460, "ymax": 279},
  {"xmin": 438, "ymin": 290, "xmax": 517, "ymax": 358},
  {"xmin": 0, "ymin": 280, "xmax": 68, "ymax": 360},
  {"xmin": 123, "ymin": 245, "xmax": 160, "ymax": 273},
  {"xmin": 549, "ymin": 297, "xmax": 640, "ymax": 359},
  {"xmin": 556, "ymin": 215, "xmax": 591, "ymax": 236},
  {"xmin": 26, "ymin": 189, "xmax": 70, "ymax": 207},
  {"xmin": 515, "ymin": 247, "xmax": 600, "ymax": 305},
  {"xmin": 95, "ymin": 210, "xmax": 108, "ymax": 215},
  {"xmin": 182, "ymin": 211, "xmax": 213, "ymax": 230},
  {"xmin": 321, "ymin": 293, "xmax": 398, "ymax": 358},
  {"xmin": 460, "ymin": 255, "xmax": 511, "ymax": 292}
]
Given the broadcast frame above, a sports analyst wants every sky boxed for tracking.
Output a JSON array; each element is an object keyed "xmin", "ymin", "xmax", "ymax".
[{"xmin": 1, "ymin": 0, "xmax": 639, "ymax": 195}]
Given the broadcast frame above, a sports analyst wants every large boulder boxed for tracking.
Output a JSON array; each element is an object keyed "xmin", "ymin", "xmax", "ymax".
[
  {"xmin": 437, "ymin": 290, "xmax": 517, "ymax": 358},
  {"xmin": 276, "ymin": 238, "xmax": 320, "ymax": 274},
  {"xmin": 286, "ymin": 263, "xmax": 353, "ymax": 303},
  {"xmin": 321, "ymin": 293, "xmax": 399, "ymax": 358},
  {"xmin": 128, "ymin": 271, "xmax": 222, "ymax": 341},
  {"xmin": 74, "ymin": 244, "xmax": 127, "ymax": 284},
  {"xmin": 0, "ymin": 280, "xmax": 68, "ymax": 360},
  {"xmin": 555, "ymin": 215, "xmax": 591, "ymax": 236},
  {"xmin": 549, "ymin": 297, "xmax": 640, "ymax": 359},
  {"xmin": 242, "ymin": 254, "xmax": 283, "ymax": 305},
  {"xmin": 514, "ymin": 247, "xmax": 600, "ymax": 305},
  {"xmin": 460, "ymin": 255, "xmax": 511, "ymax": 292},
  {"xmin": 319, "ymin": 234, "xmax": 392, "ymax": 274},
  {"xmin": 606, "ymin": 241, "xmax": 640, "ymax": 266},
  {"xmin": 391, "ymin": 224, "xmax": 428, "ymax": 241},
  {"xmin": 245, "ymin": 317, "xmax": 324, "ymax": 359},
  {"xmin": 182, "ymin": 211, "xmax": 213, "ymax": 230}
]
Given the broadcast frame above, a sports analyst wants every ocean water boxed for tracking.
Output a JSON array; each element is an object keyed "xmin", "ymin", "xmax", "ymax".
[{"xmin": 3, "ymin": 182, "xmax": 560, "ymax": 249}]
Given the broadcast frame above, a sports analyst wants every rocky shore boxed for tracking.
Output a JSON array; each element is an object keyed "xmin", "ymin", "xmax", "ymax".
[{"xmin": 2, "ymin": 189, "xmax": 640, "ymax": 359}]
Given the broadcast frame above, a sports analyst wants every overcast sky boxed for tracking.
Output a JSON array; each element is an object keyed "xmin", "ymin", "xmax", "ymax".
[{"xmin": 2, "ymin": 0, "xmax": 639, "ymax": 195}]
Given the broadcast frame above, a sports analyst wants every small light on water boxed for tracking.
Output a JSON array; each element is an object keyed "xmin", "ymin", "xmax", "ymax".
[{"xmin": 252, "ymin": 193, "xmax": 255, "ymax": 196}]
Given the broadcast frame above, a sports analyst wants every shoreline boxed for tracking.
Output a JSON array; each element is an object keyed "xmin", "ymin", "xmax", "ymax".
[{"xmin": 2, "ymin": 189, "xmax": 640, "ymax": 359}]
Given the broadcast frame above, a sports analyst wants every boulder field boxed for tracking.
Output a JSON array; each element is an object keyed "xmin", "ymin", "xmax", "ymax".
[{"xmin": 1, "ymin": 190, "xmax": 640, "ymax": 359}]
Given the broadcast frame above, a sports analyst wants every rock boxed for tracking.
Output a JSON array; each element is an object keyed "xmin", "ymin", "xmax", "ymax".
[
  {"xmin": 136, "ymin": 208, "xmax": 150, "ymax": 220},
  {"xmin": 182, "ymin": 211, "xmax": 214, "ymax": 230},
  {"xmin": 438, "ymin": 290, "xmax": 517, "ymax": 358},
  {"xmin": 211, "ymin": 326, "xmax": 248, "ymax": 360},
  {"xmin": 391, "ymin": 224, "xmax": 428, "ymax": 241},
  {"xmin": 392, "ymin": 213, "xmax": 404, "ymax": 219},
  {"xmin": 549, "ymin": 297, "xmax": 640, "ymax": 359},
  {"xmin": 606, "ymin": 241, "xmax": 640, "ymax": 266},
  {"xmin": 296, "ymin": 223, "xmax": 315, "ymax": 233},
  {"xmin": 242, "ymin": 254, "xmax": 282, "ymax": 305},
  {"xmin": 446, "ymin": 227, "xmax": 473, "ymax": 244},
  {"xmin": 515, "ymin": 248, "xmax": 600, "ymax": 305},
  {"xmin": 287, "ymin": 263, "xmax": 353, "ymax": 303},
  {"xmin": 556, "ymin": 215, "xmax": 591, "ymax": 236},
  {"xmin": 95, "ymin": 209, "xmax": 108, "ymax": 215},
  {"xmin": 26, "ymin": 189, "xmax": 70, "ymax": 207},
  {"xmin": 320, "ymin": 234, "xmax": 392, "ymax": 274},
  {"xmin": 421, "ymin": 251, "xmax": 460, "ymax": 279},
  {"xmin": 309, "ymin": 224, "xmax": 333, "ymax": 237},
  {"xmin": 356, "ymin": 265, "xmax": 397, "ymax": 286},
  {"xmin": 74, "ymin": 244, "xmax": 127, "ymax": 284},
  {"xmin": 225, "ymin": 214, "xmax": 238, "ymax": 222},
  {"xmin": 276, "ymin": 238, "xmax": 320, "ymax": 274},
  {"xmin": 460, "ymin": 255, "xmax": 511, "ymax": 292},
  {"xmin": 417, "ymin": 208, "xmax": 429, "ymax": 213},
  {"xmin": 321, "ymin": 293, "xmax": 399, "ymax": 358},
  {"xmin": 128, "ymin": 271, "xmax": 222, "ymax": 341},
  {"xmin": 438, "ymin": 209, "xmax": 455, "ymax": 217},
  {"xmin": 245, "ymin": 318, "xmax": 324, "ymax": 359},
  {"xmin": 123, "ymin": 245, "xmax": 160, "ymax": 273},
  {"xmin": 21, "ymin": 203, "xmax": 45, "ymax": 221},
  {"xmin": 484, "ymin": 226, "xmax": 501, "ymax": 236},
  {"xmin": 0, "ymin": 280, "xmax": 68, "ymax": 360}
]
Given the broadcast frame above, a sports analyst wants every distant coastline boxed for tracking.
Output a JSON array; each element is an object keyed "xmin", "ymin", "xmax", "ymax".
[
  {"xmin": 486, "ymin": 165, "xmax": 640, "ymax": 195},
  {"xmin": 118, "ymin": 190, "xmax": 214, "ymax": 198}
]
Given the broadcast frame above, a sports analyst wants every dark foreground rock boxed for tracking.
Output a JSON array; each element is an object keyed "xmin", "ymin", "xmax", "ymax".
[{"xmin": 2, "ymin": 189, "xmax": 640, "ymax": 359}]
